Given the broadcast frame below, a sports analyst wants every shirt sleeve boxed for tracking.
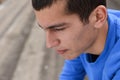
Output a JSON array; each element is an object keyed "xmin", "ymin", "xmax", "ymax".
[{"xmin": 59, "ymin": 56, "xmax": 86, "ymax": 80}]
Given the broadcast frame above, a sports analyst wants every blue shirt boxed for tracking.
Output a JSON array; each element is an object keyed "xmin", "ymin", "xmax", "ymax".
[{"xmin": 59, "ymin": 9, "xmax": 120, "ymax": 80}]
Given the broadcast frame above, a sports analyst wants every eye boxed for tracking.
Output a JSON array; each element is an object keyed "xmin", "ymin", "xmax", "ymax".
[{"xmin": 53, "ymin": 27, "xmax": 66, "ymax": 31}]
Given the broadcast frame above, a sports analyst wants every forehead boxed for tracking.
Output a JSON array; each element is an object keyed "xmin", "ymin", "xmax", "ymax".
[{"xmin": 34, "ymin": 1, "xmax": 68, "ymax": 28}]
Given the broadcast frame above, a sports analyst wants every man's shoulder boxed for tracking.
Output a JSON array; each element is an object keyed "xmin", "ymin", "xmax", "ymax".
[
  {"xmin": 108, "ymin": 9, "xmax": 120, "ymax": 17},
  {"xmin": 108, "ymin": 9, "xmax": 120, "ymax": 38}
]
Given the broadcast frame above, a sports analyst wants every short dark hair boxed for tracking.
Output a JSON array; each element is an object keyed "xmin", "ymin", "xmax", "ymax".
[{"xmin": 32, "ymin": 0, "xmax": 106, "ymax": 23}]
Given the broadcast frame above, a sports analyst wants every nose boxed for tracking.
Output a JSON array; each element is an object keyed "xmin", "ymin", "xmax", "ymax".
[{"xmin": 46, "ymin": 31, "xmax": 60, "ymax": 48}]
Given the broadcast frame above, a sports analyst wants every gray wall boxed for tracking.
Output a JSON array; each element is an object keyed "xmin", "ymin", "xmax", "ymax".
[{"xmin": 107, "ymin": 0, "xmax": 120, "ymax": 10}]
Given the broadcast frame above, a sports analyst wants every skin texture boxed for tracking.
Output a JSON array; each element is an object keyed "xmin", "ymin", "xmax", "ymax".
[{"xmin": 34, "ymin": 1, "xmax": 108, "ymax": 60}]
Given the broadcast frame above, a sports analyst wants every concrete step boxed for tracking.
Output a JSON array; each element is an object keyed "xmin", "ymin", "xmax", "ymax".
[
  {"xmin": 0, "ymin": 0, "xmax": 30, "ymax": 39},
  {"xmin": 0, "ymin": 0, "xmax": 34, "ymax": 80},
  {"xmin": 12, "ymin": 23, "xmax": 46, "ymax": 80},
  {"xmin": 40, "ymin": 47, "xmax": 64, "ymax": 80},
  {"xmin": 11, "ymin": 22, "xmax": 64, "ymax": 80}
]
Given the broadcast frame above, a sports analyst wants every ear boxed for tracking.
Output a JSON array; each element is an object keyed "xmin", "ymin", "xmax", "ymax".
[{"xmin": 90, "ymin": 5, "xmax": 107, "ymax": 29}]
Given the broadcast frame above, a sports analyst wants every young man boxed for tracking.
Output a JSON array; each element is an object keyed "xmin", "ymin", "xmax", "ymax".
[{"xmin": 32, "ymin": 0, "xmax": 120, "ymax": 80}]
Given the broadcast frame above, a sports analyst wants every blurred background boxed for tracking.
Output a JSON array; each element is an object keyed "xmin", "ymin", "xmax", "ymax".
[{"xmin": 0, "ymin": 0, "xmax": 119, "ymax": 80}]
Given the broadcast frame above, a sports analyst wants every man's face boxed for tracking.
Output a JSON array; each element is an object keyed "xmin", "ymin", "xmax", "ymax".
[{"xmin": 35, "ymin": 1, "xmax": 99, "ymax": 60}]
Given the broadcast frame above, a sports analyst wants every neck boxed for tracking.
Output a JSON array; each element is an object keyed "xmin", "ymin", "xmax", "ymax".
[{"xmin": 87, "ymin": 22, "xmax": 108, "ymax": 55}]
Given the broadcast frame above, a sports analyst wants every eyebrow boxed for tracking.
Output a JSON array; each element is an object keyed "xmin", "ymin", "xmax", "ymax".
[{"xmin": 37, "ymin": 22, "xmax": 67, "ymax": 30}]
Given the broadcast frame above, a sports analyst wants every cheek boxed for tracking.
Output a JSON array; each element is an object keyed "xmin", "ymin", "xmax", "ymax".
[
  {"xmin": 64, "ymin": 32, "xmax": 82, "ymax": 48},
  {"xmin": 69, "ymin": 27, "xmax": 96, "ymax": 49},
  {"xmin": 58, "ymin": 26, "xmax": 84, "ymax": 47},
  {"xmin": 58, "ymin": 32, "xmax": 78, "ymax": 48}
]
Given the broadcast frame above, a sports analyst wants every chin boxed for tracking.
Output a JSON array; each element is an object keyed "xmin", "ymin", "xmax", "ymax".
[
  {"xmin": 64, "ymin": 55, "xmax": 79, "ymax": 60},
  {"xmin": 62, "ymin": 51, "xmax": 81, "ymax": 60}
]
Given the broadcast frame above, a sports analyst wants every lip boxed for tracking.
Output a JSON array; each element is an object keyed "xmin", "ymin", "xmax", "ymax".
[{"xmin": 57, "ymin": 49, "xmax": 68, "ymax": 54}]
